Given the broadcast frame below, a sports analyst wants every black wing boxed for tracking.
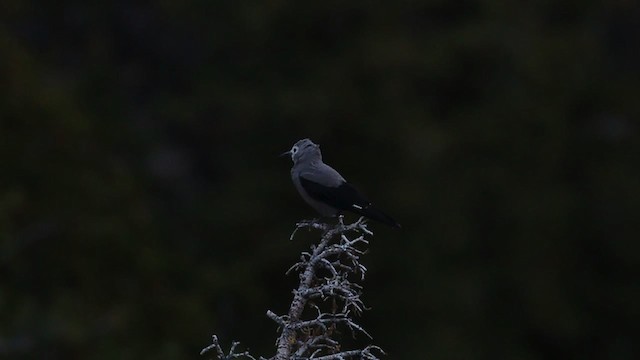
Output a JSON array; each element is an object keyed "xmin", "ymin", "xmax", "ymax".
[
  {"xmin": 299, "ymin": 176, "xmax": 401, "ymax": 228},
  {"xmin": 299, "ymin": 176, "xmax": 370, "ymax": 211}
]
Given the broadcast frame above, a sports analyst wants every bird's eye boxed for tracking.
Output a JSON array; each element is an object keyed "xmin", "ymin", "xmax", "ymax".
[{"xmin": 292, "ymin": 146, "xmax": 298, "ymax": 153}]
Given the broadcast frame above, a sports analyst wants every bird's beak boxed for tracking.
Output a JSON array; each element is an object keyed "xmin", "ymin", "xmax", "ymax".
[{"xmin": 280, "ymin": 150, "xmax": 291, "ymax": 157}]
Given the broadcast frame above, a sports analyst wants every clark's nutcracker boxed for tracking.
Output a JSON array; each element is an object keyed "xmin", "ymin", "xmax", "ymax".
[{"xmin": 282, "ymin": 138, "xmax": 400, "ymax": 228}]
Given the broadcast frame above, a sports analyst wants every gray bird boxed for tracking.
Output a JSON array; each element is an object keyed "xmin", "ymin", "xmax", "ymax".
[{"xmin": 282, "ymin": 138, "xmax": 400, "ymax": 228}]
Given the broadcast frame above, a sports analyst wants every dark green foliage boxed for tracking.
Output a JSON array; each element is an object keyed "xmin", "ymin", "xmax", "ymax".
[{"xmin": 1, "ymin": 1, "xmax": 638, "ymax": 359}]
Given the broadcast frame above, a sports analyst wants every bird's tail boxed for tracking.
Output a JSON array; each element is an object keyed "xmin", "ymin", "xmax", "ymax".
[{"xmin": 356, "ymin": 205, "xmax": 401, "ymax": 228}]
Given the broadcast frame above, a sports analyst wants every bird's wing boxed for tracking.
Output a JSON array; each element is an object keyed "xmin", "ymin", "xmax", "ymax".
[
  {"xmin": 298, "ymin": 175, "xmax": 370, "ymax": 211},
  {"xmin": 299, "ymin": 173, "xmax": 402, "ymax": 228},
  {"xmin": 299, "ymin": 162, "xmax": 345, "ymax": 187}
]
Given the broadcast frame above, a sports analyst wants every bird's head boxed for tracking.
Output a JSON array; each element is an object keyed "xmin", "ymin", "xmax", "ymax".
[{"xmin": 281, "ymin": 138, "xmax": 321, "ymax": 164}]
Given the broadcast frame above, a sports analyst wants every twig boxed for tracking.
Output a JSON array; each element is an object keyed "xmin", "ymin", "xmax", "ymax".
[
  {"xmin": 200, "ymin": 335, "xmax": 259, "ymax": 360},
  {"xmin": 270, "ymin": 217, "xmax": 382, "ymax": 359},
  {"xmin": 202, "ymin": 217, "xmax": 383, "ymax": 360}
]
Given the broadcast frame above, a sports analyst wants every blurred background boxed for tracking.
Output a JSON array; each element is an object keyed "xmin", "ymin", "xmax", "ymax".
[{"xmin": 1, "ymin": 1, "xmax": 639, "ymax": 359}]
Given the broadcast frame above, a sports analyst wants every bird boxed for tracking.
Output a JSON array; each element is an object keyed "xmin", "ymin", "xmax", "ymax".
[{"xmin": 282, "ymin": 138, "xmax": 400, "ymax": 228}]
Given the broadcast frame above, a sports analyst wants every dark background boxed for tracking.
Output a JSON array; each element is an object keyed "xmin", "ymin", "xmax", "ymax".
[{"xmin": 1, "ymin": 1, "xmax": 639, "ymax": 359}]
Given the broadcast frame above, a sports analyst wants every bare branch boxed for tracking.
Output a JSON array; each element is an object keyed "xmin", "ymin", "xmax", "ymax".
[
  {"xmin": 202, "ymin": 217, "xmax": 383, "ymax": 360},
  {"xmin": 200, "ymin": 335, "xmax": 259, "ymax": 360},
  {"xmin": 308, "ymin": 345, "xmax": 385, "ymax": 360},
  {"xmin": 271, "ymin": 217, "xmax": 382, "ymax": 359}
]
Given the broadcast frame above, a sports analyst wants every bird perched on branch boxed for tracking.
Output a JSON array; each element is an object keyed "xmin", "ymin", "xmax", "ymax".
[{"xmin": 282, "ymin": 139, "xmax": 400, "ymax": 228}]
